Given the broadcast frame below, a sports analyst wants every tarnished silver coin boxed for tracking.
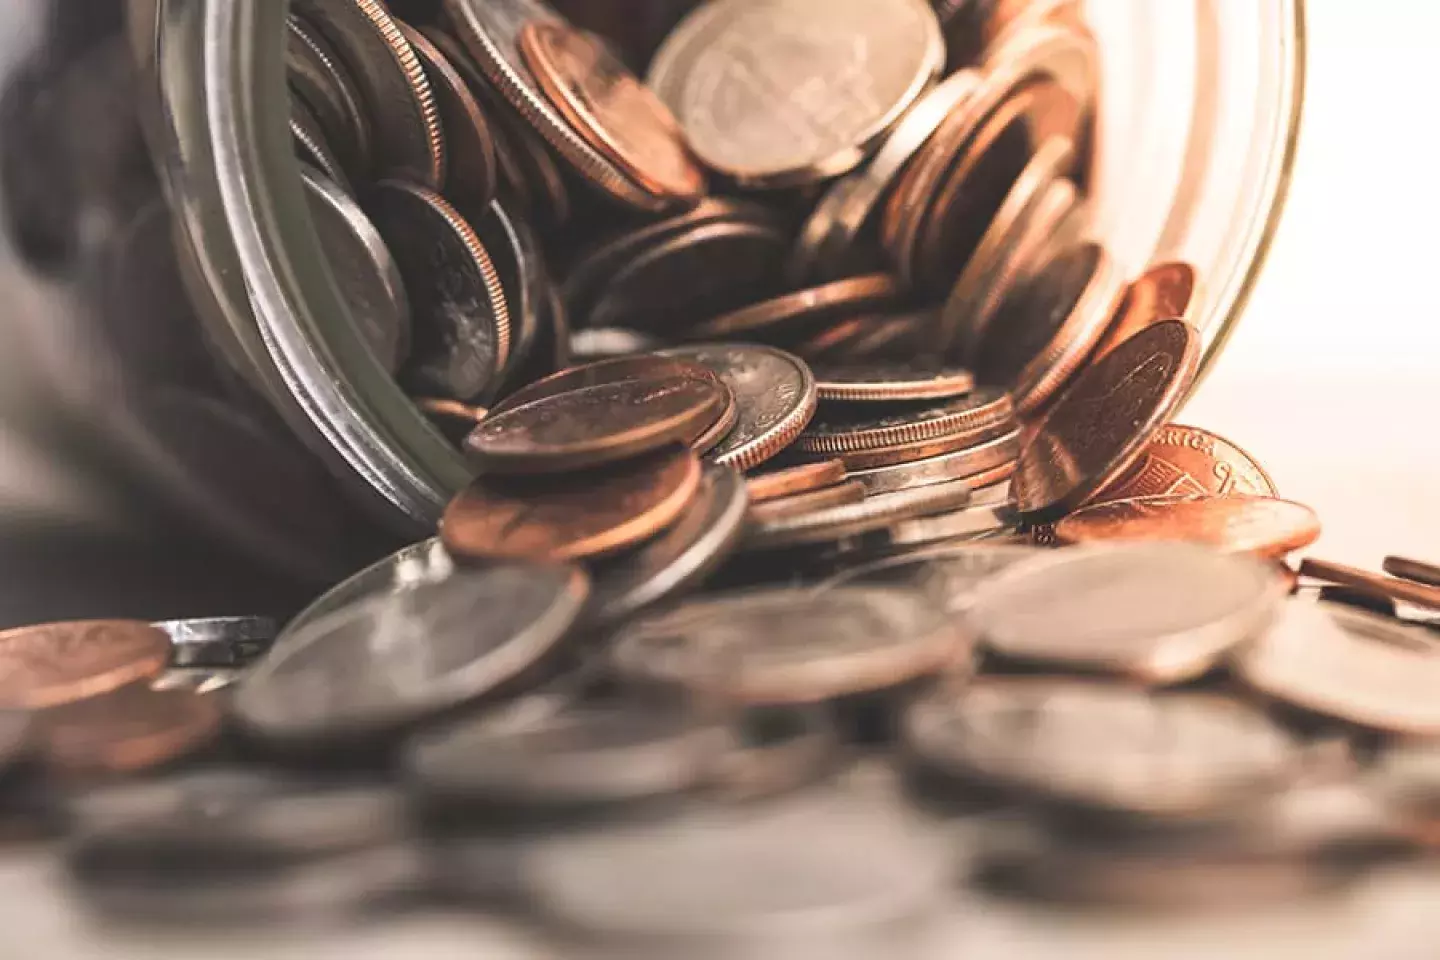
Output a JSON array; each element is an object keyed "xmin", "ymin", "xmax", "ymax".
[
  {"xmin": 587, "ymin": 464, "xmax": 749, "ymax": 627},
  {"xmin": 234, "ymin": 562, "xmax": 589, "ymax": 747},
  {"xmin": 293, "ymin": 0, "xmax": 445, "ymax": 186},
  {"xmin": 970, "ymin": 543, "xmax": 1285, "ymax": 684},
  {"xmin": 401, "ymin": 22, "xmax": 499, "ymax": 210},
  {"xmin": 153, "ymin": 616, "xmax": 278, "ymax": 668},
  {"xmin": 472, "ymin": 200, "xmax": 546, "ymax": 390},
  {"xmin": 658, "ymin": 344, "xmax": 818, "ymax": 471},
  {"xmin": 302, "ymin": 164, "xmax": 411, "ymax": 372},
  {"xmin": 648, "ymin": 0, "xmax": 945, "ymax": 188},
  {"xmin": 743, "ymin": 479, "xmax": 974, "ymax": 551},
  {"xmin": 816, "ymin": 543, "xmax": 1043, "ymax": 613},
  {"xmin": 286, "ymin": 13, "xmax": 372, "ymax": 181},
  {"xmin": 904, "ymin": 680, "xmax": 1301, "ymax": 819},
  {"xmin": 879, "ymin": 486, "xmax": 1018, "ymax": 548},
  {"xmin": 795, "ymin": 388, "xmax": 1015, "ymax": 455},
  {"xmin": 283, "ymin": 538, "xmax": 458, "ymax": 637},
  {"xmin": 365, "ymin": 179, "xmax": 510, "ymax": 400},
  {"xmin": 612, "ymin": 585, "xmax": 970, "ymax": 704},
  {"xmin": 846, "ymin": 428, "xmax": 1019, "ymax": 495},
  {"xmin": 291, "ymin": 96, "xmax": 353, "ymax": 193}
]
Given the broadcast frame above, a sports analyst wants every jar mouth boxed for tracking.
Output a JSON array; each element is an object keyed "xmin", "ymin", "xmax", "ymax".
[{"xmin": 153, "ymin": 0, "xmax": 1307, "ymax": 533}]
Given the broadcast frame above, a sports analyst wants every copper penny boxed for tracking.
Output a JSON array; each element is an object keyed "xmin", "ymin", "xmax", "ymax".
[
  {"xmin": 0, "ymin": 621, "xmax": 171, "ymax": 710},
  {"xmin": 465, "ymin": 375, "xmax": 728, "ymax": 473},
  {"xmin": 1385, "ymin": 556, "xmax": 1440, "ymax": 588},
  {"xmin": 684, "ymin": 274, "xmax": 900, "ymax": 344},
  {"xmin": 492, "ymin": 354, "xmax": 717, "ymax": 416},
  {"xmin": 1094, "ymin": 261, "xmax": 1199, "ymax": 359},
  {"xmin": 749, "ymin": 480, "xmax": 868, "ymax": 523},
  {"xmin": 746, "ymin": 460, "xmax": 847, "ymax": 504},
  {"xmin": 519, "ymin": 21, "xmax": 703, "ymax": 203},
  {"xmin": 812, "ymin": 362, "xmax": 976, "ymax": 403},
  {"xmin": 796, "ymin": 387, "xmax": 1015, "ymax": 455},
  {"xmin": 1300, "ymin": 558, "xmax": 1440, "ymax": 612},
  {"xmin": 417, "ymin": 397, "xmax": 489, "ymax": 426},
  {"xmin": 400, "ymin": 22, "xmax": 498, "ymax": 209},
  {"xmin": 834, "ymin": 415, "xmax": 1018, "ymax": 470},
  {"xmin": 1054, "ymin": 495, "xmax": 1321, "ymax": 559},
  {"xmin": 1013, "ymin": 318, "xmax": 1200, "ymax": 522},
  {"xmin": 41, "ymin": 687, "xmax": 221, "ymax": 778},
  {"xmin": 1095, "ymin": 423, "xmax": 1278, "ymax": 503},
  {"xmin": 443, "ymin": 447, "xmax": 702, "ymax": 562}
]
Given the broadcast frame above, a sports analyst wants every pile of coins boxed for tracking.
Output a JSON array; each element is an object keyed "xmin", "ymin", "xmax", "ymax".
[{"xmin": 9, "ymin": 0, "xmax": 1440, "ymax": 947}]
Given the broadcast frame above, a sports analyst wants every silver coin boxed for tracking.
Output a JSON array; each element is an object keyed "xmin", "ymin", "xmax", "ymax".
[
  {"xmin": 879, "ymin": 486, "xmax": 1018, "ymax": 548},
  {"xmin": 569, "ymin": 326, "xmax": 661, "ymax": 363},
  {"xmin": 153, "ymin": 615, "xmax": 278, "ymax": 668},
  {"xmin": 587, "ymin": 464, "xmax": 750, "ymax": 627},
  {"xmin": 904, "ymin": 679, "xmax": 1301, "ymax": 819},
  {"xmin": 743, "ymin": 479, "xmax": 974, "ymax": 551},
  {"xmin": 847, "ymin": 428, "xmax": 1019, "ymax": 495},
  {"xmin": 286, "ymin": 13, "xmax": 372, "ymax": 180},
  {"xmin": 612, "ymin": 585, "xmax": 970, "ymax": 704},
  {"xmin": 149, "ymin": 668, "xmax": 246, "ymax": 695},
  {"xmin": 302, "ymin": 164, "xmax": 411, "ymax": 372},
  {"xmin": 970, "ymin": 543, "xmax": 1286, "ymax": 684},
  {"xmin": 472, "ymin": 200, "xmax": 545, "ymax": 386},
  {"xmin": 284, "ymin": 538, "xmax": 457, "ymax": 641},
  {"xmin": 713, "ymin": 705, "xmax": 838, "ymax": 801},
  {"xmin": 816, "ymin": 543, "xmax": 1043, "ymax": 613},
  {"xmin": 406, "ymin": 694, "xmax": 728, "ymax": 807},
  {"xmin": 648, "ymin": 0, "xmax": 945, "ymax": 188},
  {"xmin": 234, "ymin": 562, "xmax": 589, "ymax": 746},
  {"xmin": 291, "ymin": 96, "xmax": 353, "ymax": 193},
  {"xmin": 659, "ymin": 344, "xmax": 818, "ymax": 471}
]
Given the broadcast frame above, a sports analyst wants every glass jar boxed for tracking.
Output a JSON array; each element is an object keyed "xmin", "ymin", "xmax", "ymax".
[{"xmin": 0, "ymin": 0, "xmax": 1304, "ymax": 622}]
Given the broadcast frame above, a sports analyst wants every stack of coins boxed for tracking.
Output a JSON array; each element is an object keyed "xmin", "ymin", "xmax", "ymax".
[{"xmin": 10, "ymin": 0, "xmax": 1440, "ymax": 947}]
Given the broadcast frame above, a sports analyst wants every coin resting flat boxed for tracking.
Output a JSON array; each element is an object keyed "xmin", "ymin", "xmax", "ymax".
[{"xmin": 1055, "ymin": 495, "xmax": 1321, "ymax": 558}]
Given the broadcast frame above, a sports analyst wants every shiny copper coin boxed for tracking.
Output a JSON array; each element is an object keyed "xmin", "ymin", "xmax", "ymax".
[
  {"xmin": 0, "ymin": 621, "xmax": 171, "ymax": 710},
  {"xmin": 1055, "ymin": 495, "xmax": 1321, "ymax": 559},
  {"xmin": 417, "ymin": 397, "xmax": 489, "ymax": 427},
  {"xmin": 1300, "ymin": 558, "xmax": 1440, "ymax": 612},
  {"xmin": 466, "ymin": 375, "xmax": 728, "ymax": 473},
  {"xmin": 400, "ymin": 23, "xmax": 498, "ymax": 209},
  {"xmin": 1384, "ymin": 556, "xmax": 1440, "ymax": 589},
  {"xmin": 518, "ymin": 21, "xmax": 703, "ymax": 202},
  {"xmin": 492, "ymin": 354, "xmax": 716, "ymax": 415},
  {"xmin": 1095, "ymin": 423, "xmax": 1278, "ymax": 502},
  {"xmin": 749, "ymin": 480, "xmax": 867, "ymax": 523},
  {"xmin": 685, "ymin": 274, "xmax": 900, "ymax": 344},
  {"xmin": 812, "ymin": 362, "xmax": 976, "ymax": 403},
  {"xmin": 835, "ymin": 416, "xmax": 1018, "ymax": 470},
  {"xmin": 746, "ymin": 460, "xmax": 847, "ymax": 504},
  {"xmin": 1013, "ymin": 319, "xmax": 1200, "ymax": 522},
  {"xmin": 796, "ymin": 387, "xmax": 1014, "ymax": 455},
  {"xmin": 41, "ymin": 687, "xmax": 221, "ymax": 778},
  {"xmin": 443, "ymin": 447, "xmax": 702, "ymax": 562},
  {"xmin": 1094, "ymin": 261, "xmax": 1199, "ymax": 359}
]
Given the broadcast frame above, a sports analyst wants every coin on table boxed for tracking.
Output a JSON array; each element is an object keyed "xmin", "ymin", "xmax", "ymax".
[
  {"xmin": 658, "ymin": 344, "xmax": 819, "ymax": 471},
  {"xmin": 399, "ymin": 22, "xmax": 498, "ymax": 210},
  {"xmin": 1093, "ymin": 261, "xmax": 1199, "ymax": 359},
  {"xmin": 743, "ymin": 479, "xmax": 975, "ymax": 551},
  {"xmin": 613, "ymin": 586, "xmax": 970, "ymax": 704},
  {"xmin": 491, "ymin": 354, "xmax": 716, "ymax": 416},
  {"xmin": 518, "ymin": 20, "xmax": 703, "ymax": 204},
  {"xmin": 42, "ymin": 687, "xmax": 222, "ymax": 777},
  {"xmin": 365, "ymin": 180, "xmax": 510, "ymax": 400},
  {"xmin": 812, "ymin": 362, "xmax": 976, "ymax": 403},
  {"xmin": 293, "ymin": 0, "xmax": 445, "ymax": 186},
  {"xmin": 585, "ymin": 219, "xmax": 792, "ymax": 334},
  {"xmin": 443, "ymin": 447, "xmax": 702, "ymax": 562},
  {"xmin": 466, "ymin": 375, "xmax": 728, "ymax": 473},
  {"xmin": 0, "ymin": 620, "xmax": 171, "ymax": 710},
  {"xmin": 586, "ymin": 464, "xmax": 749, "ymax": 627},
  {"xmin": 970, "ymin": 543, "xmax": 1286, "ymax": 683},
  {"xmin": 1236, "ymin": 600, "xmax": 1440, "ymax": 736},
  {"xmin": 647, "ymin": 0, "xmax": 944, "ymax": 188},
  {"xmin": 816, "ymin": 542, "xmax": 1043, "ymax": 613},
  {"xmin": 1056, "ymin": 495, "xmax": 1322, "ymax": 559},
  {"xmin": 846, "ymin": 427, "xmax": 1020, "ymax": 495},
  {"xmin": 749, "ymin": 479, "xmax": 867, "ymax": 523},
  {"xmin": 1383, "ymin": 555, "xmax": 1440, "ymax": 588},
  {"xmin": 153, "ymin": 616, "xmax": 278, "ymax": 668},
  {"xmin": 972, "ymin": 241, "xmax": 1124, "ymax": 416},
  {"xmin": 286, "ymin": 13, "xmax": 372, "ymax": 181},
  {"xmin": 406, "ymin": 693, "xmax": 727, "ymax": 808},
  {"xmin": 441, "ymin": 0, "xmax": 660, "ymax": 210},
  {"xmin": 712, "ymin": 705, "xmax": 839, "ymax": 801},
  {"xmin": 746, "ymin": 460, "xmax": 847, "ymax": 504},
  {"xmin": 684, "ymin": 274, "xmax": 900, "ymax": 345},
  {"xmin": 302, "ymin": 164, "xmax": 411, "ymax": 372},
  {"xmin": 1300, "ymin": 557, "xmax": 1440, "ymax": 611},
  {"xmin": 796, "ymin": 387, "xmax": 1014, "ymax": 455},
  {"xmin": 1013, "ymin": 318, "xmax": 1200, "ymax": 522},
  {"xmin": 904, "ymin": 679, "xmax": 1300, "ymax": 818},
  {"xmin": 1094, "ymin": 423, "xmax": 1278, "ymax": 502},
  {"xmin": 234, "ymin": 561, "xmax": 589, "ymax": 747}
]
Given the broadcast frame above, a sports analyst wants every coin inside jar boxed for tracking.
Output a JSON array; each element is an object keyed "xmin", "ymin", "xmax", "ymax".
[
  {"xmin": 1093, "ymin": 261, "xmax": 1199, "ymax": 359},
  {"xmin": 399, "ymin": 22, "xmax": 499, "ymax": 211},
  {"xmin": 746, "ymin": 460, "xmax": 848, "ymax": 504},
  {"xmin": 685, "ymin": 274, "xmax": 901, "ymax": 345},
  {"xmin": 286, "ymin": 12, "xmax": 373, "ymax": 182},
  {"xmin": 797, "ymin": 388, "xmax": 1015, "ymax": 456},
  {"xmin": 812, "ymin": 362, "xmax": 976, "ymax": 403}
]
